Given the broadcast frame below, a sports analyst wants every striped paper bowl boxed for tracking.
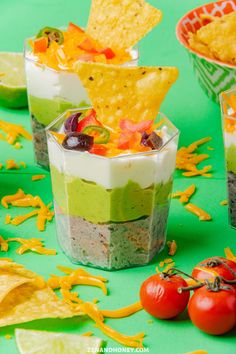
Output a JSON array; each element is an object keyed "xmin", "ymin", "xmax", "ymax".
[{"xmin": 176, "ymin": 0, "xmax": 236, "ymax": 103}]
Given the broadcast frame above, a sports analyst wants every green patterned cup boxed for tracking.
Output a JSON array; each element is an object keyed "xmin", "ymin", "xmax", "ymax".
[{"xmin": 176, "ymin": 0, "xmax": 236, "ymax": 103}]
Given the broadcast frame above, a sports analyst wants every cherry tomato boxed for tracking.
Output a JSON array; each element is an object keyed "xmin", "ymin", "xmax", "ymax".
[
  {"xmin": 188, "ymin": 281, "xmax": 236, "ymax": 335},
  {"xmin": 192, "ymin": 257, "xmax": 236, "ymax": 287},
  {"xmin": 77, "ymin": 109, "xmax": 101, "ymax": 132},
  {"xmin": 140, "ymin": 273, "xmax": 190, "ymax": 319}
]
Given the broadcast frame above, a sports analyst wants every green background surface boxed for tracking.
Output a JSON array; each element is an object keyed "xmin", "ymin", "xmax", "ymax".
[{"xmin": 0, "ymin": 0, "xmax": 235, "ymax": 353}]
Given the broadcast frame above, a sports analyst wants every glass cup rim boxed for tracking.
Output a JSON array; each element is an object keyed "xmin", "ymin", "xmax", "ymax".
[
  {"xmin": 46, "ymin": 107, "xmax": 179, "ymax": 160},
  {"xmin": 220, "ymin": 87, "xmax": 236, "ymax": 122},
  {"xmin": 23, "ymin": 37, "xmax": 139, "ymax": 74}
]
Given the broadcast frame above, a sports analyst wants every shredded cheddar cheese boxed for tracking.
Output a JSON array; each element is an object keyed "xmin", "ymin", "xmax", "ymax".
[
  {"xmin": 167, "ymin": 240, "xmax": 177, "ymax": 256},
  {"xmin": 80, "ymin": 302, "xmax": 144, "ymax": 348},
  {"xmin": 0, "ymin": 235, "xmax": 56, "ymax": 256},
  {"xmin": 6, "ymin": 159, "xmax": 19, "ymax": 170},
  {"xmin": 0, "ymin": 236, "xmax": 9, "ymax": 252},
  {"xmin": 1, "ymin": 188, "xmax": 25, "ymax": 208},
  {"xmin": 1, "ymin": 189, "xmax": 54, "ymax": 231},
  {"xmin": 32, "ymin": 174, "xmax": 46, "ymax": 181},
  {"xmin": 220, "ymin": 200, "xmax": 228, "ymax": 206},
  {"xmin": 50, "ymin": 131, "xmax": 66, "ymax": 144},
  {"xmin": 0, "ymin": 119, "xmax": 32, "ymax": 146},
  {"xmin": 185, "ymin": 203, "xmax": 212, "ymax": 221},
  {"xmin": 172, "ymin": 184, "xmax": 196, "ymax": 203},
  {"xmin": 5, "ymin": 214, "xmax": 11, "ymax": 224},
  {"xmin": 176, "ymin": 137, "xmax": 212, "ymax": 177},
  {"xmin": 82, "ymin": 331, "xmax": 93, "ymax": 337},
  {"xmin": 101, "ymin": 301, "xmax": 143, "ymax": 319},
  {"xmin": 224, "ymin": 247, "xmax": 236, "ymax": 262}
]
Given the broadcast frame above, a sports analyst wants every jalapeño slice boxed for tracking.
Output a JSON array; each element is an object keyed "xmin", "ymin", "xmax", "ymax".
[
  {"xmin": 82, "ymin": 125, "xmax": 110, "ymax": 144},
  {"xmin": 36, "ymin": 27, "xmax": 64, "ymax": 45}
]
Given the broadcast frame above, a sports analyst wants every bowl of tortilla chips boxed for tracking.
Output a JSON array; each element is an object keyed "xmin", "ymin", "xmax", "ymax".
[{"xmin": 176, "ymin": 0, "xmax": 236, "ymax": 103}]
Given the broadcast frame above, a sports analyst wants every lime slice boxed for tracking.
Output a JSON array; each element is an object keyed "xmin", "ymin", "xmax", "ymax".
[
  {"xmin": 15, "ymin": 329, "xmax": 104, "ymax": 354},
  {"xmin": 0, "ymin": 52, "xmax": 28, "ymax": 108}
]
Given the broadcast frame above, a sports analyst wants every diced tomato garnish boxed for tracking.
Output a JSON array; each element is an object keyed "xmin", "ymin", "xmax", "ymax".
[
  {"xmin": 119, "ymin": 119, "xmax": 154, "ymax": 133},
  {"xmin": 99, "ymin": 47, "xmax": 115, "ymax": 59},
  {"xmin": 68, "ymin": 22, "xmax": 84, "ymax": 33},
  {"xmin": 77, "ymin": 109, "xmax": 101, "ymax": 132},
  {"xmin": 118, "ymin": 131, "xmax": 140, "ymax": 150},
  {"xmin": 78, "ymin": 38, "xmax": 98, "ymax": 53},
  {"xmin": 90, "ymin": 144, "xmax": 107, "ymax": 156},
  {"xmin": 33, "ymin": 37, "xmax": 48, "ymax": 53}
]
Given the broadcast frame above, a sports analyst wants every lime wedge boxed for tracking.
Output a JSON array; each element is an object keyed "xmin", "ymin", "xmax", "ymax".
[
  {"xmin": 15, "ymin": 329, "xmax": 104, "ymax": 354},
  {"xmin": 0, "ymin": 52, "xmax": 28, "ymax": 108}
]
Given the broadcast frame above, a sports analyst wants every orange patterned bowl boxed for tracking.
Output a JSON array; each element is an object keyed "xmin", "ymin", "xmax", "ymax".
[{"xmin": 176, "ymin": 0, "xmax": 236, "ymax": 103}]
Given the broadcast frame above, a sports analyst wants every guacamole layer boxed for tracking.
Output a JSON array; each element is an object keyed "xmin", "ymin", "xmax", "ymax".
[
  {"xmin": 51, "ymin": 165, "xmax": 173, "ymax": 224},
  {"xmin": 226, "ymin": 145, "xmax": 236, "ymax": 174},
  {"xmin": 28, "ymin": 95, "xmax": 89, "ymax": 126}
]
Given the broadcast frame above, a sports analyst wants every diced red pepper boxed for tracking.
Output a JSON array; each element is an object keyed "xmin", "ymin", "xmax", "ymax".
[
  {"xmin": 77, "ymin": 109, "xmax": 101, "ymax": 132},
  {"xmin": 68, "ymin": 22, "xmax": 84, "ymax": 33},
  {"xmin": 33, "ymin": 37, "xmax": 48, "ymax": 53},
  {"xmin": 119, "ymin": 119, "xmax": 153, "ymax": 133},
  {"xmin": 99, "ymin": 47, "xmax": 115, "ymax": 59},
  {"xmin": 90, "ymin": 144, "xmax": 107, "ymax": 156},
  {"xmin": 78, "ymin": 38, "xmax": 98, "ymax": 53}
]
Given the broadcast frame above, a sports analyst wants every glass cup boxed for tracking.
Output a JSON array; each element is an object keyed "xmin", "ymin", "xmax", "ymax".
[
  {"xmin": 220, "ymin": 88, "xmax": 236, "ymax": 229},
  {"xmin": 24, "ymin": 40, "xmax": 138, "ymax": 170},
  {"xmin": 46, "ymin": 108, "xmax": 179, "ymax": 270}
]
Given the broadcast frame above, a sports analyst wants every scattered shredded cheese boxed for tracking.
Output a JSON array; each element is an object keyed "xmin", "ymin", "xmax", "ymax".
[
  {"xmin": 32, "ymin": 174, "xmax": 46, "ymax": 181},
  {"xmin": 167, "ymin": 240, "xmax": 177, "ymax": 256},
  {"xmin": 0, "ymin": 235, "xmax": 56, "ymax": 256},
  {"xmin": 185, "ymin": 203, "xmax": 212, "ymax": 221},
  {"xmin": 176, "ymin": 137, "xmax": 212, "ymax": 177},
  {"xmin": 172, "ymin": 184, "xmax": 196, "ymax": 203},
  {"xmin": 0, "ymin": 236, "xmax": 9, "ymax": 252},
  {"xmin": 82, "ymin": 331, "xmax": 93, "ymax": 337},
  {"xmin": 0, "ymin": 119, "xmax": 32, "ymax": 146},
  {"xmin": 1, "ymin": 189, "xmax": 54, "ymax": 231},
  {"xmin": 5, "ymin": 214, "xmax": 11, "ymax": 224},
  {"xmin": 224, "ymin": 247, "xmax": 236, "ymax": 262},
  {"xmin": 48, "ymin": 270, "xmax": 108, "ymax": 295},
  {"xmin": 1, "ymin": 188, "xmax": 25, "ymax": 208},
  {"xmin": 207, "ymin": 146, "xmax": 214, "ymax": 151},
  {"xmin": 101, "ymin": 301, "xmax": 143, "ymax": 319},
  {"xmin": 80, "ymin": 302, "xmax": 144, "ymax": 348},
  {"xmin": 220, "ymin": 200, "xmax": 228, "ymax": 206},
  {"xmin": 6, "ymin": 159, "xmax": 19, "ymax": 170}
]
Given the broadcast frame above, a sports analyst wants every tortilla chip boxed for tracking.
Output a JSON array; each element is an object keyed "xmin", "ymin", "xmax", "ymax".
[
  {"xmin": 75, "ymin": 62, "xmax": 178, "ymax": 126},
  {"xmin": 87, "ymin": 0, "xmax": 162, "ymax": 51},
  {"xmin": 0, "ymin": 283, "xmax": 81, "ymax": 327},
  {"xmin": 188, "ymin": 12, "xmax": 236, "ymax": 65},
  {"xmin": 0, "ymin": 273, "xmax": 32, "ymax": 303},
  {"xmin": 0, "ymin": 261, "xmax": 81, "ymax": 328},
  {"xmin": 188, "ymin": 33, "xmax": 214, "ymax": 59}
]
